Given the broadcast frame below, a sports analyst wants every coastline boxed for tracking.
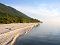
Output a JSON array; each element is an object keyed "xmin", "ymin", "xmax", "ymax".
[{"xmin": 0, "ymin": 23, "xmax": 39, "ymax": 45}]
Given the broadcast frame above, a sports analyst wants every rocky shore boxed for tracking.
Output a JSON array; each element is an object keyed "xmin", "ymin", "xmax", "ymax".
[{"xmin": 0, "ymin": 23, "xmax": 39, "ymax": 45}]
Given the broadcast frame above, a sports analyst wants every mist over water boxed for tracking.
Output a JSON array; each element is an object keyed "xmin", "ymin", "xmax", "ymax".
[{"xmin": 15, "ymin": 21, "xmax": 60, "ymax": 45}]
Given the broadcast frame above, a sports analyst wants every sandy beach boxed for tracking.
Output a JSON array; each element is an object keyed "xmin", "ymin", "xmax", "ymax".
[{"xmin": 0, "ymin": 23, "xmax": 39, "ymax": 45}]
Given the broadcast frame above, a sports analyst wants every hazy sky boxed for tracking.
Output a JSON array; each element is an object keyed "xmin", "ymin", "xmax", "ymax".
[{"xmin": 0, "ymin": 0, "xmax": 60, "ymax": 22}]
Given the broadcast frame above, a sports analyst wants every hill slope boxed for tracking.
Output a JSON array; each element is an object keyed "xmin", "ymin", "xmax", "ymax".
[{"xmin": 0, "ymin": 3, "xmax": 40, "ymax": 24}]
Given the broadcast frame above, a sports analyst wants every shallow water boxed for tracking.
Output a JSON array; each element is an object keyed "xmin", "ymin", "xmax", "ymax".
[{"xmin": 15, "ymin": 22, "xmax": 60, "ymax": 45}]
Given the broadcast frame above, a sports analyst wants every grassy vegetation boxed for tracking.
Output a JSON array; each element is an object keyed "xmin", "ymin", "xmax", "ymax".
[{"xmin": 0, "ymin": 3, "xmax": 40, "ymax": 24}]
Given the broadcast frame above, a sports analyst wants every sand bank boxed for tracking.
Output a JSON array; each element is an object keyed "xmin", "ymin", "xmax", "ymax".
[{"xmin": 0, "ymin": 23, "xmax": 39, "ymax": 45}]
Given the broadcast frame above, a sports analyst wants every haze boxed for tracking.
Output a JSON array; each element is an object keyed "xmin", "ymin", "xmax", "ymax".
[{"xmin": 0, "ymin": 0, "xmax": 60, "ymax": 23}]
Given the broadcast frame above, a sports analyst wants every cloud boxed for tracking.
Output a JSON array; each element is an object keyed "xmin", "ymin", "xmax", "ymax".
[{"xmin": 11, "ymin": 3, "xmax": 60, "ymax": 22}]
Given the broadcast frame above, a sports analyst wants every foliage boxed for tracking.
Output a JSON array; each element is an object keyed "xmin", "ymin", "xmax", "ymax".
[{"xmin": 0, "ymin": 3, "xmax": 40, "ymax": 24}]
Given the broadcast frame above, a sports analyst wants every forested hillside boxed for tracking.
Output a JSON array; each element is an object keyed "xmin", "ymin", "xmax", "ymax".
[{"xmin": 0, "ymin": 3, "xmax": 40, "ymax": 24}]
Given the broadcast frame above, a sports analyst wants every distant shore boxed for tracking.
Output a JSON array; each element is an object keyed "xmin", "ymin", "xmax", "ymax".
[{"xmin": 0, "ymin": 23, "xmax": 39, "ymax": 45}]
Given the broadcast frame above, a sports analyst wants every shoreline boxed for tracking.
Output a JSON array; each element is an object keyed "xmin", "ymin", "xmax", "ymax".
[{"xmin": 0, "ymin": 23, "xmax": 39, "ymax": 45}]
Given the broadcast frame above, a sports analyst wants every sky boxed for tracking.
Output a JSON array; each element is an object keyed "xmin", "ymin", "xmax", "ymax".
[{"xmin": 0, "ymin": 0, "xmax": 60, "ymax": 22}]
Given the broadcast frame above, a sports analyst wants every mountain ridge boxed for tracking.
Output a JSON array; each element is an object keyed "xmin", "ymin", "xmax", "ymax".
[{"xmin": 0, "ymin": 3, "xmax": 40, "ymax": 24}]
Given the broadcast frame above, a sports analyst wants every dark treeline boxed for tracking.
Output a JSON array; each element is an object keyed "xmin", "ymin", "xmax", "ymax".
[{"xmin": 0, "ymin": 3, "xmax": 40, "ymax": 24}]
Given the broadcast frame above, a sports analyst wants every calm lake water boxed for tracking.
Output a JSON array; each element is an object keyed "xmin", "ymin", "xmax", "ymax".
[{"xmin": 15, "ymin": 22, "xmax": 60, "ymax": 45}]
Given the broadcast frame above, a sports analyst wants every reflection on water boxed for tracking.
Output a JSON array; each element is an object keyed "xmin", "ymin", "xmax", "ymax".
[{"xmin": 15, "ymin": 22, "xmax": 60, "ymax": 45}]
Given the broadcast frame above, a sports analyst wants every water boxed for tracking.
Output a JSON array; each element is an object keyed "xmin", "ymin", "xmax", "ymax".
[{"xmin": 15, "ymin": 22, "xmax": 60, "ymax": 45}]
